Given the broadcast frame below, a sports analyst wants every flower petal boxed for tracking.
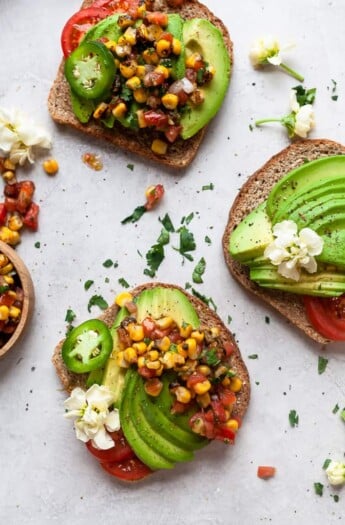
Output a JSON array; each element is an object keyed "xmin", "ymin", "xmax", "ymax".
[
  {"xmin": 85, "ymin": 384, "xmax": 115, "ymax": 410},
  {"xmin": 105, "ymin": 409, "xmax": 121, "ymax": 432},
  {"xmin": 92, "ymin": 427, "xmax": 115, "ymax": 450},
  {"xmin": 267, "ymin": 54, "xmax": 282, "ymax": 66},
  {"xmin": 272, "ymin": 220, "xmax": 298, "ymax": 247},
  {"xmin": 64, "ymin": 387, "xmax": 87, "ymax": 412},
  {"xmin": 278, "ymin": 260, "xmax": 300, "ymax": 281},
  {"xmin": 299, "ymin": 228, "xmax": 324, "ymax": 256}
]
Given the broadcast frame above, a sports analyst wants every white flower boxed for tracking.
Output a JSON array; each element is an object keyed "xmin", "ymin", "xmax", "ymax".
[
  {"xmin": 0, "ymin": 107, "xmax": 51, "ymax": 165},
  {"xmin": 64, "ymin": 384, "xmax": 120, "ymax": 450},
  {"xmin": 293, "ymin": 104, "xmax": 315, "ymax": 138},
  {"xmin": 249, "ymin": 36, "xmax": 303, "ymax": 81},
  {"xmin": 264, "ymin": 220, "xmax": 324, "ymax": 281},
  {"xmin": 326, "ymin": 461, "xmax": 345, "ymax": 486}
]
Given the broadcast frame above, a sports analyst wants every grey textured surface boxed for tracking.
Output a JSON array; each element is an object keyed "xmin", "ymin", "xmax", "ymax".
[{"xmin": 0, "ymin": 1, "xmax": 345, "ymax": 524}]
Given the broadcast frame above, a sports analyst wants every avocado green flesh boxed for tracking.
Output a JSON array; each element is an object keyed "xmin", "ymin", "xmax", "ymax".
[
  {"xmin": 82, "ymin": 14, "xmax": 122, "ymax": 44},
  {"xmin": 229, "ymin": 202, "xmax": 273, "ymax": 263},
  {"xmin": 69, "ymin": 89, "xmax": 95, "ymax": 123},
  {"xmin": 180, "ymin": 18, "xmax": 231, "ymax": 140},
  {"xmin": 273, "ymin": 176, "xmax": 345, "ymax": 223},
  {"xmin": 166, "ymin": 14, "xmax": 185, "ymax": 79},
  {"xmin": 289, "ymin": 198, "xmax": 345, "ymax": 228},
  {"xmin": 266, "ymin": 155, "xmax": 345, "ymax": 219}
]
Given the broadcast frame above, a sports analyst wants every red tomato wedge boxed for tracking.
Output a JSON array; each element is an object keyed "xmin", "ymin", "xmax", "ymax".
[
  {"xmin": 303, "ymin": 295, "xmax": 345, "ymax": 341},
  {"xmin": 101, "ymin": 457, "xmax": 152, "ymax": 481},
  {"xmin": 257, "ymin": 466, "xmax": 276, "ymax": 479},
  {"xmin": 61, "ymin": 7, "xmax": 110, "ymax": 57},
  {"xmin": 86, "ymin": 430, "xmax": 134, "ymax": 462},
  {"xmin": 92, "ymin": 0, "xmax": 139, "ymax": 12}
]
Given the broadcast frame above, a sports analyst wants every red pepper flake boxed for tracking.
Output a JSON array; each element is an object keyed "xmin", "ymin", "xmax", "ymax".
[{"xmin": 82, "ymin": 153, "xmax": 103, "ymax": 171}]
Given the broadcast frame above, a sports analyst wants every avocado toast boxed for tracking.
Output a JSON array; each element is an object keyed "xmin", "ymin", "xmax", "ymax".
[
  {"xmin": 48, "ymin": 0, "xmax": 233, "ymax": 168},
  {"xmin": 52, "ymin": 282, "xmax": 250, "ymax": 481},
  {"xmin": 223, "ymin": 139, "xmax": 345, "ymax": 344}
]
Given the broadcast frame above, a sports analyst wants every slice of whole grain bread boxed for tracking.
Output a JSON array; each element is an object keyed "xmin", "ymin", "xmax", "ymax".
[
  {"xmin": 222, "ymin": 139, "xmax": 345, "ymax": 345},
  {"xmin": 52, "ymin": 282, "xmax": 250, "ymax": 421},
  {"xmin": 48, "ymin": 0, "xmax": 233, "ymax": 169}
]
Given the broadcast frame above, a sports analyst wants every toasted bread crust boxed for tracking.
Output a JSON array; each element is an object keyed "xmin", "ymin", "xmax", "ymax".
[
  {"xmin": 48, "ymin": 0, "xmax": 233, "ymax": 169},
  {"xmin": 52, "ymin": 282, "xmax": 250, "ymax": 420},
  {"xmin": 222, "ymin": 139, "xmax": 345, "ymax": 344}
]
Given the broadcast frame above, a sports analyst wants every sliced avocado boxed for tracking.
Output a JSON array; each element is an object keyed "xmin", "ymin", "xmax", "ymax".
[
  {"xmin": 229, "ymin": 202, "xmax": 273, "ymax": 263},
  {"xmin": 266, "ymin": 155, "xmax": 345, "ymax": 219},
  {"xmin": 69, "ymin": 89, "xmax": 95, "ymax": 123},
  {"xmin": 166, "ymin": 14, "xmax": 185, "ymax": 79},
  {"xmin": 250, "ymin": 265, "xmax": 345, "ymax": 297},
  {"xmin": 289, "ymin": 197, "xmax": 345, "ymax": 228},
  {"xmin": 273, "ymin": 175, "xmax": 345, "ymax": 224},
  {"xmin": 317, "ymin": 221, "xmax": 345, "ymax": 268},
  {"xmin": 82, "ymin": 14, "xmax": 122, "ymax": 44},
  {"xmin": 101, "ymin": 306, "xmax": 129, "ymax": 408},
  {"xmin": 135, "ymin": 286, "xmax": 200, "ymax": 328},
  {"xmin": 180, "ymin": 18, "xmax": 231, "ymax": 140}
]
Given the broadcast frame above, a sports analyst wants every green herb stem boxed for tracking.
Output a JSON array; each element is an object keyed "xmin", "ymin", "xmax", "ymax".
[
  {"xmin": 279, "ymin": 62, "xmax": 304, "ymax": 82},
  {"xmin": 255, "ymin": 118, "xmax": 282, "ymax": 127}
]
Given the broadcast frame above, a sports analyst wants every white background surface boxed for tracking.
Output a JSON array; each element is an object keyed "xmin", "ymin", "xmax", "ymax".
[{"xmin": 1, "ymin": 1, "xmax": 345, "ymax": 524}]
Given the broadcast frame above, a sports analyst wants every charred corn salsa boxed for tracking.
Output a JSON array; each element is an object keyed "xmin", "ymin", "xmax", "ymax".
[
  {"xmin": 64, "ymin": 4, "xmax": 215, "ymax": 154},
  {"xmin": 115, "ymin": 292, "xmax": 243, "ymax": 442},
  {"xmin": 0, "ymin": 253, "xmax": 24, "ymax": 346}
]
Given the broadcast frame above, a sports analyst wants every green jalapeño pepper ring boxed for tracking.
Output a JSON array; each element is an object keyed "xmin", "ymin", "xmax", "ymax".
[{"xmin": 62, "ymin": 319, "xmax": 113, "ymax": 373}]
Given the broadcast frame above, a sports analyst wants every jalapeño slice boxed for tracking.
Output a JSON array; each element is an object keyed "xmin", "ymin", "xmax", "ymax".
[
  {"xmin": 62, "ymin": 319, "xmax": 113, "ymax": 373},
  {"xmin": 64, "ymin": 41, "xmax": 116, "ymax": 100}
]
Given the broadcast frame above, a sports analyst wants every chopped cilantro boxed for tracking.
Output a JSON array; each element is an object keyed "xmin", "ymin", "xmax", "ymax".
[
  {"xmin": 0, "ymin": 285, "xmax": 9, "ymax": 294},
  {"xmin": 289, "ymin": 409, "xmax": 299, "ymax": 427},
  {"xmin": 144, "ymin": 243, "xmax": 165, "ymax": 277},
  {"xmin": 293, "ymin": 85, "xmax": 316, "ymax": 106},
  {"xmin": 157, "ymin": 228, "xmax": 170, "ymax": 246},
  {"xmin": 248, "ymin": 354, "xmax": 258, "ymax": 359},
  {"xmin": 332, "ymin": 95, "xmax": 338, "ymax": 101},
  {"xmin": 204, "ymin": 235, "xmax": 211, "ymax": 245},
  {"xmin": 202, "ymin": 183, "xmax": 214, "ymax": 191},
  {"xmin": 178, "ymin": 226, "xmax": 196, "ymax": 257},
  {"xmin": 121, "ymin": 205, "xmax": 147, "ymax": 224},
  {"xmin": 191, "ymin": 288, "xmax": 217, "ymax": 311},
  {"xmin": 118, "ymin": 278, "xmax": 129, "ymax": 288},
  {"xmin": 330, "ymin": 79, "xmax": 338, "ymax": 101},
  {"xmin": 185, "ymin": 282, "xmax": 192, "ymax": 290},
  {"xmin": 318, "ymin": 355, "xmax": 328, "ymax": 374},
  {"xmin": 332, "ymin": 494, "xmax": 340, "ymax": 502},
  {"xmin": 181, "ymin": 212, "xmax": 194, "ymax": 225},
  {"xmin": 322, "ymin": 459, "xmax": 331, "ymax": 470},
  {"xmin": 105, "ymin": 277, "xmax": 109, "ymax": 283},
  {"xmin": 265, "ymin": 316, "xmax": 270, "ymax": 324},
  {"xmin": 227, "ymin": 315, "xmax": 232, "ymax": 324},
  {"xmin": 103, "ymin": 259, "xmax": 113, "ymax": 268},
  {"xmin": 202, "ymin": 348, "xmax": 221, "ymax": 367},
  {"xmin": 127, "ymin": 163, "xmax": 134, "ymax": 171},
  {"xmin": 249, "ymin": 124, "xmax": 254, "ymax": 131},
  {"xmin": 192, "ymin": 257, "xmax": 206, "ymax": 284},
  {"xmin": 65, "ymin": 309, "xmax": 76, "ymax": 324},
  {"xmin": 87, "ymin": 295, "xmax": 108, "ymax": 312},
  {"xmin": 314, "ymin": 482, "xmax": 324, "ymax": 497},
  {"xmin": 34, "ymin": 241, "xmax": 40, "ymax": 248},
  {"xmin": 159, "ymin": 213, "xmax": 175, "ymax": 232},
  {"xmin": 120, "ymin": 85, "xmax": 133, "ymax": 102},
  {"xmin": 332, "ymin": 403, "xmax": 340, "ymax": 414},
  {"xmin": 84, "ymin": 280, "xmax": 94, "ymax": 291}
]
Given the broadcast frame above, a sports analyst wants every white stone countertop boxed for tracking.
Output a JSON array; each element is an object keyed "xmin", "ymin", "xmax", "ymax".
[{"xmin": 1, "ymin": 1, "xmax": 345, "ymax": 524}]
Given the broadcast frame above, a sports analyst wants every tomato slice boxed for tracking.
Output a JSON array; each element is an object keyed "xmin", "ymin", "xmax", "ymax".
[
  {"xmin": 86, "ymin": 430, "xmax": 134, "ymax": 462},
  {"xmin": 100, "ymin": 457, "xmax": 152, "ymax": 481},
  {"xmin": 61, "ymin": 7, "xmax": 110, "ymax": 57},
  {"xmin": 257, "ymin": 466, "xmax": 276, "ymax": 479},
  {"xmin": 303, "ymin": 295, "xmax": 345, "ymax": 341},
  {"xmin": 92, "ymin": 0, "xmax": 139, "ymax": 11}
]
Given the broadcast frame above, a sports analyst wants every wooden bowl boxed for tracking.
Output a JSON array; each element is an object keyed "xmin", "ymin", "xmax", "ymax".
[{"xmin": 0, "ymin": 240, "xmax": 35, "ymax": 358}]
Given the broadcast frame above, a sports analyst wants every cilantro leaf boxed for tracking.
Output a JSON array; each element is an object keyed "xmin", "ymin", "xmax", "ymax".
[
  {"xmin": 292, "ymin": 85, "xmax": 316, "ymax": 106},
  {"xmin": 65, "ymin": 309, "xmax": 76, "ymax": 324},
  {"xmin": 118, "ymin": 278, "xmax": 130, "ymax": 288},
  {"xmin": 248, "ymin": 354, "xmax": 258, "ymax": 359},
  {"xmin": 157, "ymin": 228, "xmax": 170, "ymax": 246},
  {"xmin": 127, "ymin": 164, "xmax": 134, "ymax": 171},
  {"xmin": 318, "ymin": 355, "xmax": 328, "ymax": 374},
  {"xmin": 322, "ymin": 459, "xmax": 331, "ymax": 470},
  {"xmin": 84, "ymin": 280, "xmax": 94, "ymax": 291},
  {"xmin": 144, "ymin": 243, "xmax": 165, "ymax": 277},
  {"xmin": 332, "ymin": 403, "xmax": 339, "ymax": 414},
  {"xmin": 191, "ymin": 288, "xmax": 217, "ymax": 311},
  {"xmin": 87, "ymin": 295, "xmax": 108, "ymax": 312},
  {"xmin": 202, "ymin": 348, "xmax": 221, "ymax": 367},
  {"xmin": 178, "ymin": 226, "xmax": 196, "ymax": 255},
  {"xmin": 204, "ymin": 235, "xmax": 212, "ymax": 245},
  {"xmin": 103, "ymin": 259, "xmax": 113, "ymax": 268},
  {"xmin": 159, "ymin": 213, "xmax": 175, "ymax": 232},
  {"xmin": 121, "ymin": 205, "xmax": 147, "ymax": 224},
  {"xmin": 202, "ymin": 183, "xmax": 214, "ymax": 191},
  {"xmin": 192, "ymin": 257, "xmax": 206, "ymax": 284},
  {"xmin": 314, "ymin": 482, "xmax": 324, "ymax": 496},
  {"xmin": 289, "ymin": 409, "xmax": 299, "ymax": 427}
]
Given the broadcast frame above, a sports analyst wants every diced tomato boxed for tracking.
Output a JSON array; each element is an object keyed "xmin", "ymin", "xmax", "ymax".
[
  {"xmin": 186, "ymin": 371, "xmax": 207, "ymax": 389},
  {"xmin": 4, "ymin": 183, "xmax": 19, "ymax": 198},
  {"xmin": 166, "ymin": 0, "xmax": 185, "ymax": 6},
  {"xmin": 0, "ymin": 292, "xmax": 16, "ymax": 307},
  {"xmin": 158, "ymin": 32, "xmax": 173, "ymax": 43},
  {"xmin": 145, "ymin": 12, "xmax": 168, "ymax": 26},
  {"xmin": 145, "ymin": 184, "xmax": 164, "ymax": 210},
  {"xmin": 100, "ymin": 457, "xmax": 152, "ymax": 481},
  {"xmin": 257, "ymin": 466, "xmax": 276, "ymax": 479},
  {"xmin": 137, "ymin": 366, "xmax": 157, "ymax": 379},
  {"xmin": 0, "ymin": 203, "xmax": 7, "ymax": 225},
  {"xmin": 4, "ymin": 198, "xmax": 17, "ymax": 212},
  {"xmin": 214, "ymin": 425, "xmax": 236, "ymax": 443},
  {"xmin": 23, "ymin": 202, "xmax": 39, "ymax": 231},
  {"xmin": 218, "ymin": 386, "xmax": 236, "ymax": 408},
  {"xmin": 86, "ymin": 430, "xmax": 134, "ymax": 462},
  {"xmin": 142, "ymin": 317, "xmax": 156, "ymax": 338},
  {"xmin": 165, "ymin": 125, "xmax": 182, "ymax": 143},
  {"xmin": 171, "ymin": 400, "xmax": 190, "ymax": 414},
  {"xmin": 16, "ymin": 181, "xmax": 35, "ymax": 214},
  {"xmin": 143, "ymin": 71, "xmax": 166, "ymax": 88},
  {"xmin": 223, "ymin": 341, "xmax": 235, "ymax": 357},
  {"xmin": 61, "ymin": 7, "xmax": 110, "ymax": 57},
  {"xmin": 117, "ymin": 326, "xmax": 132, "ymax": 348},
  {"xmin": 210, "ymin": 399, "xmax": 228, "ymax": 424},
  {"xmin": 303, "ymin": 295, "xmax": 345, "ymax": 341},
  {"xmin": 189, "ymin": 411, "xmax": 215, "ymax": 439}
]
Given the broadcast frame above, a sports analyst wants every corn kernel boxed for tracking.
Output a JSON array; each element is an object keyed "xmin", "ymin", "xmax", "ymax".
[
  {"xmin": 196, "ymin": 392, "xmax": 211, "ymax": 408},
  {"xmin": 155, "ymin": 316, "xmax": 173, "ymax": 330},
  {"xmin": 222, "ymin": 377, "xmax": 231, "ymax": 387},
  {"xmin": 133, "ymin": 341, "xmax": 147, "ymax": 355},
  {"xmin": 172, "ymin": 37, "xmax": 182, "ymax": 55},
  {"xmin": 133, "ymin": 87, "xmax": 148, "ymax": 104},
  {"xmin": 7, "ymin": 214, "xmax": 23, "ymax": 232},
  {"xmin": 115, "ymin": 43, "xmax": 132, "ymax": 58},
  {"xmin": 0, "ymin": 227, "xmax": 21, "ymax": 246},
  {"xmin": 156, "ymin": 38, "xmax": 171, "ymax": 57},
  {"xmin": 136, "ymin": 65, "xmax": 147, "ymax": 78},
  {"xmin": 9, "ymin": 306, "xmax": 21, "ymax": 319},
  {"xmin": 112, "ymin": 102, "xmax": 127, "ymax": 119},
  {"xmin": 0, "ymin": 262, "xmax": 13, "ymax": 275},
  {"xmin": 137, "ymin": 23, "xmax": 149, "ymax": 40},
  {"xmin": 157, "ymin": 336, "xmax": 170, "ymax": 352},
  {"xmin": 136, "ymin": 3, "xmax": 146, "ymax": 17},
  {"xmin": 2, "ymin": 170, "xmax": 15, "ymax": 182},
  {"xmin": 191, "ymin": 330, "xmax": 204, "ymax": 343},
  {"xmin": 137, "ymin": 356, "xmax": 146, "ymax": 368},
  {"xmin": 184, "ymin": 338, "xmax": 198, "ymax": 359},
  {"xmin": 160, "ymin": 351, "xmax": 175, "ymax": 369},
  {"xmin": 116, "ymin": 351, "xmax": 129, "ymax": 368},
  {"xmin": 142, "ymin": 48, "xmax": 159, "ymax": 65},
  {"xmin": 180, "ymin": 323, "xmax": 193, "ymax": 338},
  {"xmin": 126, "ymin": 76, "xmax": 142, "ymax": 90},
  {"xmin": 161, "ymin": 93, "xmax": 178, "ymax": 110},
  {"xmin": 147, "ymin": 24, "xmax": 163, "ymax": 41},
  {"xmin": 230, "ymin": 377, "xmax": 243, "ymax": 392},
  {"xmin": 124, "ymin": 347, "xmax": 138, "ymax": 363},
  {"xmin": 146, "ymin": 360, "xmax": 161, "ymax": 370},
  {"xmin": 93, "ymin": 102, "xmax": 108, "ymax": 119},
  {"xmin": 3, "ymin": 275, "xmax": 14, "ymax": 285},
  {"xmin": 115, "ymin": 291, "xmax": 133, "ymax": 307},
  {"xmin": 177, "ymin": 343, "xmax": 188, "ymax": 358},
  {"xmin": 173, "ymin": 353, "xmax": 185, "ymax": 366},
  {"xmin": 174, "ymin": 386, "xmax": 191, "ymax": 404},
  {"xmin": 128, "ymin": 324, "xmax": 144, "ymax": 342},
  {"xmin": 196, "ymin": 365, "xmax": 211, "ymax": 376},
  {"xmin": 104, "ymin": 40, "xmax": 117, "ymax": 53},
  {"xmin": 155, "ymin": 64, "xmax": 170, "ymax": 79},
  {"xmin": 120, "ymin": 59, "xmax": 138, "ymax": 79},
  {"xmin": 225, "ymin": 419, "xmax": 239, "ymax": 432},
  {"xmin": 151, "ymin": 139, "xmax": 167, "ymax": 155},
  {"xmin": 147, "ymin": 350, "xmax": 159, "ymax": 361},
  {"xmin": 193, "ymin": 380, "xmax": 211, "ymax": 395},
  {"xmin": 136, "ymin": 109, "xmax": 148, "ymax": 128},
  {"xmin": 118, "ymin": 14, "xmax": 135, "ymax": 29},
  {"xmin": 3, "ymin": 159, "xmax": 15, "ymax": 171},
  {"xmin": 0, "ymin": 305, "xmax": 9, "ymax": 321},
  {"xmin": 186, "ymin": 52, "xmax": 203, "ymax": 69}
]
